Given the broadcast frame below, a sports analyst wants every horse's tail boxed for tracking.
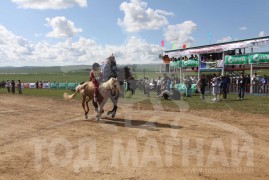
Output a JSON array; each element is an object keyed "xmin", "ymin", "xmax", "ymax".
[
  {"xmin": 63, "ymin": 85, "xmax": 81, "ymax": 100},
  {"xmin": 63, "ymin": 92, "xmax": 77, "ymax": 100}
]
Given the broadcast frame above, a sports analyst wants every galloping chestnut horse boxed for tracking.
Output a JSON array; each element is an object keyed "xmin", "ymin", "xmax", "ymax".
[{"xmin": 63, "ymin": 77, "xmax": 120, "ymax": 121}]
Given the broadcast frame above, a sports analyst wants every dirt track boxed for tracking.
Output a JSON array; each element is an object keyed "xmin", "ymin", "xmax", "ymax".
[{"xmin": 0, "ymin": 94, "xmax": 269, "ymax": 180}]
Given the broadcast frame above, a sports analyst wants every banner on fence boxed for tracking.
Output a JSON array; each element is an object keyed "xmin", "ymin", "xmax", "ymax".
[
  {"xmin": 249, "ymin": 53, "xmax": 269, "ymax": 64},
  {"xmin": 58, "ymin": 83, "xmax": 67, "ymax": 89},
  {"xmin": 67, "ymin": 83, "xmax": 77, "ymax": 89},
  {"xmin": 225, "ymin": 55, "xmax": 249, "ymax": 65},
  {"xmin": 29, "ymin": 83, "xmax": 36, "ymax": 88},
  {"xmin": 42, "ymin": 82, "xmax": 50, "ymax": 89},
  {"xmin": 182, "ymin": 59, "xmax": 199, "ymax": 67},
  {"xmin": 23, "ymin": 83, "xmax": 29, "ymax": 88}
]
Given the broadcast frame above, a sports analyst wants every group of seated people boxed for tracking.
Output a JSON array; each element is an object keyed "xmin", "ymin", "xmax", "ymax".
[{"xmin": 167, "ymin": 55, "xmax": 199, "ymax": 62}]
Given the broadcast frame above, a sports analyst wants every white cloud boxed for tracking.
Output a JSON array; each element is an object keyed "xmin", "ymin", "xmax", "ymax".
[
  {"xmin": 46, "ymin": 17, "xmax": 82, "ymax": 38},
  {"xmin": 118, "ymin": 0, "xmax": 173, "ymax": 32},
  {"xmin": 115, "ymin": 36, "xmax": 162, "ymax": 64},
  {"xmin": 0, "ymin": 25, "xmax": 162, "ymax": 66},
  {"xmin": 164, "ymin": 21, "xmax": 197, "ymax": 48},
  {"xmin": 11, "ymin": 0, "xmax": 87, "ymax": 10},
  {"xmin": 0, "ymin": 25, "xmax": 34, "ymax": 65},
  {"xmin": 258, "ymin": 31, "xmax": 266, "ymax": 37},
  {"xmin": 239, "ymin": 26, "xmax": 247, "ymax": 31}
]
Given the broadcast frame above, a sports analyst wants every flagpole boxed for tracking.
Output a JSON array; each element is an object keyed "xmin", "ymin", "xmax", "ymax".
[
  {"xmin": 250, "ymin": 47, "xmax": 253, "ymax": 94},
  {"xmin": 221, "ymin": 52, "xmax": 225, "ymax": 76}
]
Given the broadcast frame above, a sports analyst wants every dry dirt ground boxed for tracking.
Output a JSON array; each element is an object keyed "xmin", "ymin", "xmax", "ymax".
[{"xmin": 0, "ymin": 94, "xmax": 269, "ymax": 180}]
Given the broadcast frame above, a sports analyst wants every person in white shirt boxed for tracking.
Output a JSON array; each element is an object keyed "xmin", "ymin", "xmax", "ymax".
[
  {"xmin": 156, "ymin": 76, "xmax": 162, "ymax": 96},
  {"xmin": 184, "ymin": 76, "xmax": 193, "ymax": 97},
  {"xmin": 252, "ymin": 73, "xmax": 259, "ymax": 93},
  {"xmin": 6, "ymin": 80, "xmax": 11, "ymax": 93},
  {"xmin": 211, "ymin": 74, "xmax": 219, "ymax": 101}
]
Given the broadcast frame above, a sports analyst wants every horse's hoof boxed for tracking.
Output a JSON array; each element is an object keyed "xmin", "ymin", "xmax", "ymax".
[
  {"xmin": 95, "ymin": 115, "xmax": 99, "ymax": 121},
  {"xmin": 107, "ymin": 111, "xmax": 113, "ymax": 115},
  {"xmin": 85, "ymin": 115, "xmax": 88, "ymax": 119}
]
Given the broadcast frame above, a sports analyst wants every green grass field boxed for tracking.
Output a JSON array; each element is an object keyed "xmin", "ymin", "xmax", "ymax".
[
  {"xmin": 1, "ymin": 63, "xmax": 269, "ymax": 83},
  {"xmin": 0, "ymin": 73, "xmax": 89, "ymax": 83},
  {"xmin": 1, "ymin": 66, "xmax": 268, "ymax": 116},
  {"xmin": 0, "ymin": 72, "xmax": 166, "ymax": 83}
]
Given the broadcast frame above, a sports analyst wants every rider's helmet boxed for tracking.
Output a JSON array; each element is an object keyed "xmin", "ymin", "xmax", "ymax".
[{"xmin": 92, "ymin": 63, "xmax": 100, "ymax": 71}]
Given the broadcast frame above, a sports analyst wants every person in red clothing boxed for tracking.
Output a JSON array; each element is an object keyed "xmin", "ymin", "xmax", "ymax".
[{"xmin": 89, "ymin": 63, "xmax": 102, "ymax": 102}]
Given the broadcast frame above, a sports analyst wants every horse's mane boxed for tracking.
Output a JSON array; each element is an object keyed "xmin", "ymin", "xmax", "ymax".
[{"xmin": 107, "ymin": 55, "xmax": 115, "ymax": 62}]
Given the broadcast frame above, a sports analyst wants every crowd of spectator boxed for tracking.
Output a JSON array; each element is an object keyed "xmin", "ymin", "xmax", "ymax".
[
  {"xmin": 0, "ymin": 80, "xmax": 53, "ymax": 94},
  {"xmin": 0, "ymin": 80, "xmax": 22, "ymax": 94},
  {"xmin": 138, "ymin": 72, "xmax": 268, "ymax": 101}
]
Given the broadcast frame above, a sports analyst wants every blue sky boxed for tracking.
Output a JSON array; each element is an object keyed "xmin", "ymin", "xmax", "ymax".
[{"xmin": 0, "ymin": 0, "xmax": 268, "ymax": 66}]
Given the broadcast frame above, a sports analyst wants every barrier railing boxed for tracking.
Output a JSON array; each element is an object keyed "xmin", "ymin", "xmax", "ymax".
[{"xmin": 12, "ymin": 82, "xmax": 79, "ymax": 90}]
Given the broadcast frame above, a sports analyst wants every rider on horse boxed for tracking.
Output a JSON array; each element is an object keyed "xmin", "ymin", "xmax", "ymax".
[
  {"xmin": 101, "ymin": 54, "xmax": 118, "ymax": 82},
  {"xmin": 100, "ymin": 54, "xmax": 119, "ymax": 117},
  {"xmin": 89, "ymin": 62, "xmax": 102, "ymax": 102}
]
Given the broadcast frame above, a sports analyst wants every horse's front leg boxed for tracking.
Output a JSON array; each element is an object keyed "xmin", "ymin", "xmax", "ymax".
[
  {"xmin": 107, "ymin": 92, "xmax": 119, "ymax": 118},
  {"xmin": 96, "ymin": 97, "xmax": 108, "ymax": 121}
]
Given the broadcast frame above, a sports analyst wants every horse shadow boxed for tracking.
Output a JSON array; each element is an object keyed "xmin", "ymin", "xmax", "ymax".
[{"xmin": 101, "ymin": 117, "xmax": 183, "ymax": 131}]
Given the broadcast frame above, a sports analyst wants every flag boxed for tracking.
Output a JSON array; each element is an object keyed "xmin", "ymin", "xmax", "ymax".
[
  {"xmin": 161, "ymin": 40, "xmax": 164, "ymax": 47},
  {"xmin": 172, "ymin": 43, "xmax": 176, "ymax": 49}
]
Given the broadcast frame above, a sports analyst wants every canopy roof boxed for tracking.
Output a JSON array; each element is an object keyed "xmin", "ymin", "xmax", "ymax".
[{"xmin": 164, "ymin": 36, "xmax": 269, "ymax": 57}]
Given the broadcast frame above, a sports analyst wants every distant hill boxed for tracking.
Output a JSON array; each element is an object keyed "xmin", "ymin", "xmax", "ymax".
[
  {"xmin": 0, "ymin": 64, "xmax": 162, "ymax": 74},
  {"xmin": 0, "ymin": 65, "xmax": 90, "ymax": 74}
]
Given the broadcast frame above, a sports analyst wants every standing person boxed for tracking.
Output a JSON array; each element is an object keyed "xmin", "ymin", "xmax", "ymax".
[
  {"xmin": 238, "ymin": 73, "xmax": 246, "ymax": 100},
  {"xmin": 252, "ymin": 73, "xmax": 259, "ymax": 93},
  {"xmin": 6, "ymin": 80, "xmax": 11, "ymax": 93},
  {"xmin": 211, "ymin": 74, "xmax": 219, "ymax": 101},
  {"xmin": 129, "ymin": 77, "xmax": 136, "ymax": 95},
  {"xmin": 245, "ymin": 74, "xmax": 251, "ymax": 93},
  {"xmin": 17, "ymin": 80, "xmax": 22, "ymax": 94},
  {"xmin": 260, "ymin": 75, "xmax": 268, "ymax": 93},
  {"xmin": 36, "ymin": 81, "xmax": 39, "ymax": 88},
  {"xmin": 197, "ymin": 74, "xmax": 207, "ymax": 101},
  {"xmin": 144, "ymin": 77, "xmax": 150, "ymax": 97},
  {"xmin": 89, "ymin": 63, "xmax": 102, "ymax": 102},
  {"xmin": 220, "ymin": 76, "xmax": 229, "ymax": 100},
  {"xmin": 11, "ymin": 80, "xmax": 15, "ymax": 94},
  {"xmin": 156, "ymin": 76, "xmax": 162, "ymax": 96},
  {"xmin": 184, "ymin": 76, "xmax": 192, "ymax": 97},
  {"xmin": 40, "ymin": 81, "xmax": 43, "ymax": 89},
  {"xmin": 166, "ymin": 76, "xmax": 171, "ymax": 92}
]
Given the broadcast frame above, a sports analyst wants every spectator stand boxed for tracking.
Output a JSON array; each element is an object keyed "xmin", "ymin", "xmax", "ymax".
[{"xmin": 162, "ymin": 36, "xmax": 269, "ymax": 94}]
